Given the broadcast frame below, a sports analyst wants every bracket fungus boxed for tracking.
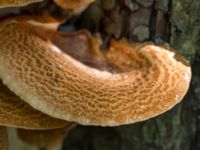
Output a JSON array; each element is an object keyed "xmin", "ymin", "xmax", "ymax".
[
  {"xmin": 0, "ymin": 0, "xmax": 42, "ymax": 8},
  {"xmin": 0, "ymin": 17, "xmax": 191, "ymax": 127}
]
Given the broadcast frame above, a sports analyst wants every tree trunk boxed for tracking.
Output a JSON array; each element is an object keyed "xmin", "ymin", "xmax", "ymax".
[{"xmin": 62, "ymin": 0, "xmax": 200, "ymax": 150}]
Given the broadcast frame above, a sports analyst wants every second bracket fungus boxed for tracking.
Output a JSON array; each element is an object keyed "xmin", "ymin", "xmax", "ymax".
[
  {"xmin": 0, "ymin": 17, "xmax": 191, "ymax": 127},
  {"xmin": 0, "ymin": 81, "xmax": 68, "ymax": 129}
]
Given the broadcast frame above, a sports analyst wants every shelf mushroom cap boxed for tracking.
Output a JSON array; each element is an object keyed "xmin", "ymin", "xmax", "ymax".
[
  {"xmin": 0, "ymin": 17, "xmax": 191, "ymax": 126},
  {"xmin": 54, "ymin": 0, "xmax": 94, "ymax": 10},
  {"xmin": 0, "ymin": 0, "xmax": 42, "ymax": 8}
]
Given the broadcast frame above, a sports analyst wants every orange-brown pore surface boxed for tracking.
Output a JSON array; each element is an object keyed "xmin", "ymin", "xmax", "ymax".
[
  {"xmin": 0, "ymin": 0, "xmax": 42, "ymax": 8},
  {"xmin": 0, "ymin": 17, "xmax": 191, "ymax": 127},
  {"xmin": 54, "ymin": 0, "xmax": 94, "ymax": 10},
  {"xmin": 0, "ymin": 126, "xmax": 8, "ymax": 150}
]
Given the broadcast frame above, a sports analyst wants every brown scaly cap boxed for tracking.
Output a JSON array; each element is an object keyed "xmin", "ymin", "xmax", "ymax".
[
  {"xmin": 0, "ymin": 17, "xmax": 191, "ymax": 126},
  {"xmin": 0, "ymin": 0, "xmax": 42, "ymax": 8},
  {"xmin": 0, "ymin": 127, "xmax": 8, "ymax": 150},
  {"xmin": 54, "ymin": 0, "xmax": 94, "ymax": 10}
]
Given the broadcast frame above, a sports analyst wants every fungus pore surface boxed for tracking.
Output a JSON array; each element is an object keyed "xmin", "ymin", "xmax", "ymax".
[
  {"xmin": 0, "ymin": 18, "xmax": 191, "ymax": 126},
  {"xmin": 0, "ymin": 80, "xmax": 68, "ymax": 129}
]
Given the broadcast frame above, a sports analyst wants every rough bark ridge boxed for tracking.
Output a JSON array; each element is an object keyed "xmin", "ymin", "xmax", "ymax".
[{"xmin": 62, "ymin": 0, "xmax": 200, "ymax": 150}]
